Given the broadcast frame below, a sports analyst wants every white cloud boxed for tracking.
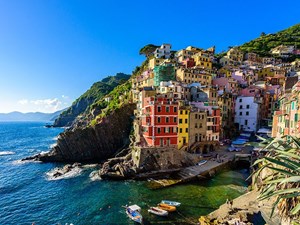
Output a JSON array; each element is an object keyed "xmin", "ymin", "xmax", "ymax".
[
  {"xmin": 61, "ymin": 95, "xmax": 69, "ymax": 99},
  {"xmin": 18, "ymin": 99, "xmax": 29, "ymax": 105},
  {"xmin": 16, "ymin": 96, "xmax": 72, "ymax": 113}
]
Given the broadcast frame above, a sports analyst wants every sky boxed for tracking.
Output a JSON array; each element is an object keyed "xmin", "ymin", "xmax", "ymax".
[{"xmin": 0, "ymin": 0, "xmax": 299, "ymax": 113}]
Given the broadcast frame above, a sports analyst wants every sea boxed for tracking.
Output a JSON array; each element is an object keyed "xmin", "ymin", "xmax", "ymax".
[{"xmin": 0, "ymin": 122, "xmax": 250, "ymax": 225}]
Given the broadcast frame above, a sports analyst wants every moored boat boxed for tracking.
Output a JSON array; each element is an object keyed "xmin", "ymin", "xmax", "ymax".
[
  {"xmin": 161, "ymin": 200, "xmax": 181, "ymax": 207},
  {"xmin": 157, "ymin": 203, "xmax": 176, "ymax": 212},
  {"xmin": 148, "ymin": 207, "xmax": 168, "ymax": 216},
  {"xmin": 125, "ymin": 205, "xmax": 143, "ymax": 224}
]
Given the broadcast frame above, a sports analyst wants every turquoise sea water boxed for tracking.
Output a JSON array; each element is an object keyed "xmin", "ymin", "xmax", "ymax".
[{"xmin": 0, "ymin": 122, "xmax": 249, "ymax": 225}]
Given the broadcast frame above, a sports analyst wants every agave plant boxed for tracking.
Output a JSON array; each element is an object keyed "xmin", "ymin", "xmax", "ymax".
[{"xmin": 252, "ymin": 135, "xmax": 300, "ymax": 223}]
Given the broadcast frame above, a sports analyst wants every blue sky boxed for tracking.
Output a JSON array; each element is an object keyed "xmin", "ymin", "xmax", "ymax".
[{"xmin": 0, "ymin": 0, "xmax": 299, "ymax": 113}]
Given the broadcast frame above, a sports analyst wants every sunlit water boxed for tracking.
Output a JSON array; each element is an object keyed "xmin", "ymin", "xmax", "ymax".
[{"xmin": 0, "ymin": 122, "xmax": 249, "ymax": 225}]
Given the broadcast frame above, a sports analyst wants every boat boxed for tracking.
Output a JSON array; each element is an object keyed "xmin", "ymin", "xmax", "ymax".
[
  {"xmin": 196, "ymin": 159, "xmax": 207, "ymax": 166},
  {"xmin": 125, "ymin": 205, "xmax": 143, "ymax": 224},
  {"xmin": 148, "ymin": 207, "xmax": 168, "ymax": 216},
  {"xmin": 157, "ymin": 203, "xmax": 177, "ymax": 212},
  {"xmin": 161, "ymin": 200, "xmax": 181, "ymax": 207}
]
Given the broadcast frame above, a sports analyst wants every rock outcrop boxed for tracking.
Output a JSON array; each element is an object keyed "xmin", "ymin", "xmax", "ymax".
[
  {"xmin": 38, "ymin": 103, "xmax": 135, "ymax": 162},
  {"xmin": 53, "ymin": 73, "xmax": 131, "ymax": 127}
]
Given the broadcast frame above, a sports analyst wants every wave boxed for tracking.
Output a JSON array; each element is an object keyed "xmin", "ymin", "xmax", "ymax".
[
  {"xmin": 0, "ymin": 151, "xmax": 15, "ymax": 156},
  {"xmin": 89, "ymin": 170, "xmax": 102, "ymax": 181},
  {"xmin": 11, "ymin": 159, "xmax": 41, "ymax": 165},
  {"xmin": 52, "ymin": 136, "xmax": 58, "ymax": 141},
  {"xmin": 46, "ymin": 167, "xmax": 83, "ymax": 181}
]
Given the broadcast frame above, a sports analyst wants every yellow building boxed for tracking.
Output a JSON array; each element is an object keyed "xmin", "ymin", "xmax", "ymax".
[
  {"xmin": 192, "ymin": 51, "xmax": 212, "ymax": 69},
  {"xmin": 148, "ymin": 58, "xmax": 164, "ymax": 70},
  {"xmin": 219, "ymin": 67, "xmax": 232, "ymax": 78},
  {"xmin": 178, "ymin": 105, "xmax": 190, "ymax": 150},
  {"xmin": 175, "ymin": 49, "xmax": 195, "ymax": 62},
  {"xmin": 257, "ymin": 65, "xmax": 285, "ymax": 80},
  {"xmin": 227, "ymin": 47, "xmax": 244, "ymax": 63},
  {"xmin": 176, "ymin": 67, "xmax": 212, "ymax": 85}
]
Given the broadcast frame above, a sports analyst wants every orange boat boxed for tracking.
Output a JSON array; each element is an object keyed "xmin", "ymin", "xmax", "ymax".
[{"xmin": 157, "ymin": 203, "xmax": 176, "ymax": 212}]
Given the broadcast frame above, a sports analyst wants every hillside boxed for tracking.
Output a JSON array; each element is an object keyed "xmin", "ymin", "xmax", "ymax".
[
  {"xmin": 239, "ymin": 23, "xmax": 300, "ymax": 56},
  {"xmin": 0, "ymin": 109, "xmax": 64, "ymax": 122},
  {"xmin": 53, "ymin": 73, "xmax": 130, "ymax": 127}
]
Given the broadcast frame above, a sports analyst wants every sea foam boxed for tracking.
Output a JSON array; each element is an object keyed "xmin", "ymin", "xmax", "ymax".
[
  {"xmin": 46, "ymin": 167, "xmax": 83, "ymax": 181},
  {"xmin": 0, "ymin": 151, "xmax": 15, "ymax": 156}
]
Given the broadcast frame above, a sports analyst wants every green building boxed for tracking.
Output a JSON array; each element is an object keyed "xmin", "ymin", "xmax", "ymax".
[{"xmin": 153, "ymin": 64, "xmax": 175, "ymax": 86}]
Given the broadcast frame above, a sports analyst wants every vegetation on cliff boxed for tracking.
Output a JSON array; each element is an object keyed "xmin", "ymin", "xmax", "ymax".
[
  {"xmin": 239, "ymin": 23, "xmax": 300, "ymax": 56},
  {"xmin": 53, "ymin": 73, "xmax": 130, "ymax": 127},
  {"xmin": 89, "ymin": 80, "xmax": 132, "ymax": 126}
]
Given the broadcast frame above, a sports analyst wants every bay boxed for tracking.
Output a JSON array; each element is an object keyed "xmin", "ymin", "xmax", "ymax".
[{"xmin": 0, "ymin": 122, "xmax": 249, "ymax": 225}]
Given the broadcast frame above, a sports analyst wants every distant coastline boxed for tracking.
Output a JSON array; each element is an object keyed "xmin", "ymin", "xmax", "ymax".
[{"xmin": 0, "ymin": 109, "xmax": 65, "ymax": 122}]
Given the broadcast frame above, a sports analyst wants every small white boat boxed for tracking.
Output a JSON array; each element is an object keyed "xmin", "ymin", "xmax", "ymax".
[
  {"xmin": 125, "ymin": 205, "xmax": 143, "ymax": 224},
  {"xmin": 148, "ymin": 207, "xmax": 168, "ymax": 216},
  {"xmin": 161, "ymin": 200, "xmax": 181, "ymax": 207}
]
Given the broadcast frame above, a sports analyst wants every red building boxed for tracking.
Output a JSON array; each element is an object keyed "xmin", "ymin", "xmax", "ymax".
[
  {"xmin": 142, "ymin": 96, "xmax": 178, "ymax": 147},
  {"xmin": 182, "ymin": 58, "xmax": 195, "ymax": 68}
]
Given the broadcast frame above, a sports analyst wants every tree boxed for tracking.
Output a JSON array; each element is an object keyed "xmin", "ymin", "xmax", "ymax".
[
  {"xmin": 139, "ymin": 44, "xmax": 159, "ymax": 57},
  {"xmin": 261, "ymin": 32, "xmax": 266, "ymax": 37}
]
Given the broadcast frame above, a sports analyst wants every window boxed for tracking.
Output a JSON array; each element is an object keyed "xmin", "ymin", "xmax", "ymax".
[
  {"xmin": 185, "ymin": 111, "xmax": 188, "ymax": 115},
  {"xmin": 166, "ymin": 117, "xmax": 169, "ymax": 123},
  {"xmin": 157, "ymin": 106, "xmax": 161, "ymax": 112},
  {"xmin": 157, "ymin": 128, "xmax": 161, "ymax": 133},
  {"xmin": 246, "ymin": 105, "xmax": 250, "ymax": 109},
  {"xmin": 185, "ymin": 119, "xmax": 188, "ymax": 123},
  {"xmin": 166, "ymin": 106, "xmax": 169, "ymax": 112},
  {"xmin": 195, "ymin": 114, "xmax": 197, "ymax": 119},
  {"xmin": 239, "ymin": 98, "xmax": 242, "ymax": 102},
  {"xmin": 174, "ymin": 117, "xmax": 177, "ymax": 123},
  {"xmin": 157, "ymin": 117, "xmax": 161, "ymax": 123},
  {"xmin": 246, "ymin": 111, "xmax": 249, "ymax": 116},
  {"xmin": 179, "ymin": 119, "xmax": 183, "ymax": 124},
  {"xmin": 239, "ymin": 105, "xmax": 243, "ymax": 109},
  {"xmin": 174, "ymin": 107, "xmax": 177, "ymax": 113},
  {"xmin": 186, "ymin": 128, "xmax": 188, "ymax": 133},
  {"xmin": 165, "ymin": 127, "xmax": 169, "ymax": 133},
  {"xmin": 195, "ymin": 123, "xmax": 198, "ymax": 128},
  {"xmin": 245, "ymin": 120, "xmax": 248, "ymax": 125},
  {"xmin": 180, "ymin": 110, "xmax": 183, "ymax": 115},
  {"xmin": 180, "ymin": 128, "xmax": 182, "ymax": 133},
  {"xmin": 239, "ymin": 112, "xmax": 242, "ymax": 116}
]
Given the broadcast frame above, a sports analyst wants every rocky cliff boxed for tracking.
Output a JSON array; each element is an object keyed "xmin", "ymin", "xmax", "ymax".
[{"xmin": 38, "ymin": 103, "xmax": 135, "ymax": 162}]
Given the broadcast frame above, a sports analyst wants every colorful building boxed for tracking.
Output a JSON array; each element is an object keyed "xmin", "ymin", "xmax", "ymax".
[
  {"xmin": 178, "ymin": 103, "xmax": 190, "ymax": 149},
  {"xmin": 141, "ymin": 97, "xmax": 178, "ymax": 147},
  {"xmin": 192, "ymin": 51, "xmax": 212, "ymax": 69},
  {"xmin": 176, "ymin": 67, "xmax": 212, "ymax": 86},
  {"xmin": 188, "ymin": 109, "xmax": 207, "ymax": 150},
  {"xmin": 153, "ymin": 64, "xmax": 175, "ymax": 86}
]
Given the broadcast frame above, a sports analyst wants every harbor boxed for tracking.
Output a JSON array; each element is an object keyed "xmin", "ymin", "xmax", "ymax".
[{"xmin": 147, "ymin": 146, "xmax": 253, "ymax": 189}]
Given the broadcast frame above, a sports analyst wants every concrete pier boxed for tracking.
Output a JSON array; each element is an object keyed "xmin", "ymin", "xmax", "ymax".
[{"xmin": 148, "ymin": 153, "xmax": 236, "ymax": 188}]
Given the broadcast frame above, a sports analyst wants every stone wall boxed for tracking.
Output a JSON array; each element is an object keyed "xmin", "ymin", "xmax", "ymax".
[{"xmin": 132, "ymin": 146, "xmax": 201, "ymax": 171}]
